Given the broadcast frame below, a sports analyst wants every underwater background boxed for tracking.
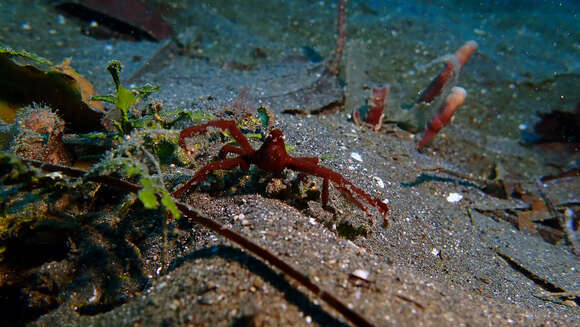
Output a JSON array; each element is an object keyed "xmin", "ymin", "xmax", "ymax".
[{"xmin": 0, "ymin": 1, "xmax": 579, "ymax": 326}]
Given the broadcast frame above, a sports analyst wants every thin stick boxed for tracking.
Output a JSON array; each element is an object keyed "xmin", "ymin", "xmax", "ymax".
[
  {"xmin": 24, "ymin": 159, "xmax": 376, "ymax": 327},
  {"xmin": 330, "ymin": 0, "xmax": 347, "ymax": 75}
]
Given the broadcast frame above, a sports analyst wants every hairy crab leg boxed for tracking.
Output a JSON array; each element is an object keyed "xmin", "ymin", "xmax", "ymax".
[
  {"xmin": 322, "ymin": 177, "xmax": 330, "ymax": 206},
  {"xmin": 295, "ymin": 157, "xmax": 320, "ymax": 165},
  {"xmin": 288, "ymin": 159, "xmax": 389, "ymax": 221},
  {"xmin": 179, "ymin": 119, "xmax": 254, "ymax": 154},
  {"xmin": 218, "ymin": 144, "xmax": 248, "ymax": 158},
  {"xmin": 173, "ymin": 157, "xmax": 247, "ymax": 198},
  {"xmin": 217, "ymin": 144, "xmax": 251, "ymax": 170}
]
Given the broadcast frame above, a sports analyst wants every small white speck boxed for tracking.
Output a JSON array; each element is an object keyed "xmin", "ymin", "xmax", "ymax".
[
  {"xmin": 309, "ymin": 218, "xmax": 317, "ymax": 225},
  {"xmin": 518, "ymin": 124, "xmax": 527, "ymax": 130},
  {"xmin": 446, "ymin": 192, "xmax": 463, "ymax": 203},
  {"xmin": 156, "ymin": 281, "xmax": 167, "ymax": 290},
  {"xmin": 88, "ymin": 286, "xmax": 99, "ymax": 303},
  {"xmin": 45, "ymin": 172, "xmax": 63, "ymax": 180},
  {"xmin": 89, "ymin": 20, "xmax": 99, "ymax": 28},
  {"xmin": 431, "ymin": 248, "xmax": 440, "ymax": 256},
  {"xmin": 350, "ymin": 152, "xmax": 362, "ymax": 162},
  {"xmin": 305, "ymin": 315, "xmax": 312, "ymax": 324},
  {"xmin": 373, "ymin": 176, "xmax": 385, "ymax": 188}
]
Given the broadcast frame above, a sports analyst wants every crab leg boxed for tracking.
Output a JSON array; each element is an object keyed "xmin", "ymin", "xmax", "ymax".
[
  {"xmin": 173, "ymin": 157, "xmax": 248, "ymax": 198},
  {"xmin": 218, "ymin": 144, "xmax": 250, "ymax": 170},
  {"xmin": 288, "ymin": 159, "xmax": 389, "ymax": 219},
  {"xmin": 179, "ymin": 120, "xmax": 254, "ymax": 154},
  {"xmin": 295, "ymin": 157, "xmax": 320, "ymax": 165},
  {"xmin": 322, "ymin": 177, "xmax": 330, "ymax": 207},
  {"xmin": 218, "ymin": 144, "xmax": 249, "ymax": 158}
]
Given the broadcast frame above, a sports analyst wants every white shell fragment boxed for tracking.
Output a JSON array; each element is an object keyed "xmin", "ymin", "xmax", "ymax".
[
  {"xmin": 446, "ymin": 192, "xmax": 463, "ymax": 203},
  {"xmin": 350, "ymin": 269, "xmax": 370, "ymax": 281},
  {"xmin": 350, "ymin": 152, "xmax": 363, "ymax": 162}
]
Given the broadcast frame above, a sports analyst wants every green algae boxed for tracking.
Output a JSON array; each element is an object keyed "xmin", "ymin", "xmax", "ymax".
[{"xmin": 92, "ymin": 60, "xmax": 159, "ymax": 134}]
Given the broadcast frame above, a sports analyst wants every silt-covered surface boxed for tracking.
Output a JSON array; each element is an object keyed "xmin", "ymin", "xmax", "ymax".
[{"xmin": 0, "ymin": 0, "xmax": 578, "ymax": 326}]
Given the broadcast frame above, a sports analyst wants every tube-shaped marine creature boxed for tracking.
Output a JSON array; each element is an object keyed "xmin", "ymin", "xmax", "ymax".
[
  {"xmin": 417, "ymin": 41, "xmax": 477, "ymax": 104},
  {"xmin": 417, "ymin": 86, "xmax": 467, "ymax": 150}
]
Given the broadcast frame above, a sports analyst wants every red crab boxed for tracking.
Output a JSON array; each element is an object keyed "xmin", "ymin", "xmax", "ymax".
[{"xmin": 173, "ymin": 120, "xmax": 389, "ymax": 225}]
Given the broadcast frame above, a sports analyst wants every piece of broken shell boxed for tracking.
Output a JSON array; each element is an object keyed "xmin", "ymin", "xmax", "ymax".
[{"xmin": 349, "ymin": 269, "xmax": 370, "ymax": 284}]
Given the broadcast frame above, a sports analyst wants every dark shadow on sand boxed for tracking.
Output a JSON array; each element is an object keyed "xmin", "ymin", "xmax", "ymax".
[{"xmin": 170, "ymin": 245, "xmax": 350, "ymax": 327}]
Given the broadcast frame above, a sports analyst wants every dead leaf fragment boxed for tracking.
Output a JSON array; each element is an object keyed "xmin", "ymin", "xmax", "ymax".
[{"xmin": 52, "ymin": 59, "xmax": 104, "ymax": 111}]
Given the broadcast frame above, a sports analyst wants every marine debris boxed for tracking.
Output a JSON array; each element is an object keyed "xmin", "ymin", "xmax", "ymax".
[
  {"xmin": 0, "ymin": 47, "xmax": 103, "ymax": 132},
  {"xmin": 54, "ymin": 0, "xmax": 173, "ymax": 41},
  {"xmin": 329, "ymin": 0, "xmax": 348, "ymax": 75},
  {"xmin": 52, "ymin": 58, "xmax": 104, "ymax": 111},
  {"xmin": 523, "ymin": 102, "xmax": 580, "ymax": 153}
]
